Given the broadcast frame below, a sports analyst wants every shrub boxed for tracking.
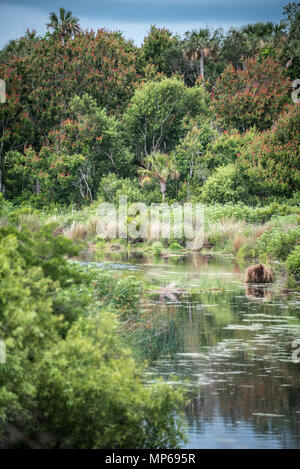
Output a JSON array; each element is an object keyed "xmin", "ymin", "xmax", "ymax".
[
  {"xmin": 201, "ymin": 164, "xmax": 248, "ymax": 204},
  {"xmin": 169, "ymin": 242, "xmax": 183, "ymax": 251},
  {"xmin": 0, "ymin": 226, "xmax": 187, "ymax": 449},
  {"xmin": 36, "ymin": 315, "xmax": 187, "ymax": 449},
  {"xmin": 257, "ymin": 226, "xmax": 300, "ymax": 261},
  {"xmin": 200, "ymin": 128, "xmax": 256, "ymax": 171},
  {"xmin": 286, "ymin": 246, "xmax": 300, "ymax": 283},
  {"xmin": 98, "ymin": 173, "xmax": 143, "ymax": 204},
  {"xmin": 237, "ymin": 104, "xmax": 300, "ymax": 199},
  {"xmin": 204, "ymin": 202, "xmax": 300, "ymax": 224},
  {"xmin": 111, "ymin": 278, "xmax": 141, "ymax": 320},
  {"xmin": 151, "ymin": 241, "xmax": 163, "ymax": 257}
]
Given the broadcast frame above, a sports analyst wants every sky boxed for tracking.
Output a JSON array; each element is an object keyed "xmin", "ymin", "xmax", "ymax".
[{"xmin": 0, "ymin": 0, "xmax": 289, "ymax": 48}]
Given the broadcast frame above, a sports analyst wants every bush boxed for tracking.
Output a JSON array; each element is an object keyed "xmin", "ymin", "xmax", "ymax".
[
  {"xmin": 0, "ymin": 225, "xmax": 187, "ymax": 449},
  {"xmin": 237, "ymin": 104, "xmax": 300, "ymax": 199},
  {"xmin": 286, "ymin": 246, "xmax": 300, "ymax": 283},
  {"xmin": 201, "ymin": 164, "xmax": 248, "ymax": 204},
  {"xmin": 95, "ymin": 272, "xmax": 141, "ymax": 320},
  {"xmin": 169, "ymin": 242, "xmax": 183, "ymax": 251},
  {"xmin": 36, "ymin": 315, "xmax": 187, "ymax": 449},
  {"xmin": 151, "ymin": 241, "xmax": 163, "ymax": 257},
  {"xmin": 98, "ymin": 173, "xmax": 144, "ymax": 204},
  {"xmin": 204, "ymin": 202, "xmax": 300, "ymax": 224},
  {"xmin": 200, "ymin": 128, "xmax": 256, "ymax": 171},
  {"xmin": 257, "ymin": 226, "xmax": 300, "ymax": 261}
]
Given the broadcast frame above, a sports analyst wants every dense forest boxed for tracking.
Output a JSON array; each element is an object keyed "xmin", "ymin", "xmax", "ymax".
[
  {"xmin": 0, "ymin": 2, "xmax": 299, "ymax": 449},
  {"xmin": 0, "ymin": 3, "xmax": 299, "ymax": 205}
]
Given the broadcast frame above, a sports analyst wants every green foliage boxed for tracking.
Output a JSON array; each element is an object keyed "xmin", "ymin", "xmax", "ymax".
[
  {"xmin": 0, "ymin": 234, "xmax": 62, "ymax": 429},
  {"xmin": 173, "ymin": 117, "xmax": 217, "ymax": 186},
  {"xmin": 203, "ymin": 128, "xmax": 257, "ymax": 170},
  {"xmin": 237, "ymin": 104, "xmax": 300, "ymax": 199},
  {"xmin": 98, "ymin": 173, "xmax": 143, "ymax": 204},
  {"xmin": 169, "ymin": 242, "xmax": 183, "ymax": 251},
  {"xmin": 0, "ymin": 224, "xmax": 187, "ymax": 448},
  {"xmin": 5, "ymin": 147, "xmax": 86, "ymax": 205},
  {"xmin": 257, "ymin": 226, "xmax": 300, "ymax": 261},
  {"xmin": 36, "ymin": 314, "xmax": 187, "ymax": 449},
  {"xmin": 286, "ymin": 245, "xmax": 300, "ymax": 283},
  {"xmin": 204, "ymin": 202, "xmax": 300, "ymax": 224},
  {"xmin": 201, "ymin": 164, "xmax": 248, "ymax": 204},
  {"xmin": 151, "ymin": 241, "xmax": 163, "ymax": 257},
  {"xmin": 139, "ymin": 151, "xmax": 179, "ymax": 201},
  {"xmin": 237, "ymin": 241, "xmax": 259, "ymax": 259},
  {"xmin": 208, "ymin": 231, "xmax": 225, "ymax": 248},
  {"xmin": 124, "ymin": 77, "xmax": 208, "ymax": 161},
  {"xmin": 94, "ymin": 271, "xmax": 141, "ymax": 320},
  {"xmin": 280, "ymin": 2, "xmax": 300, "ymax": 80},
  {"xmin": 140, "ymin": 25, "xmax": 183, "ymax": 76},
  {"xmin": 0, "ymin": 222, "xmax": 84, "ymax": 287}
]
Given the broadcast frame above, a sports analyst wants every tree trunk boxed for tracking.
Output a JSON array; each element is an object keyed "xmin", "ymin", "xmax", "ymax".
[
  {"xmin": 35, "ymin": 179, "xmax": 40, "ymax": 194},
  {"xmin": 160, "ymin": 180, "xmax": 166, "ymax": 201},
  {"xmin": 0, "ymin": 166, "xmax": 5, "ymax": 194},
  {"xmin": 199, "ymin": 51, "xmax": 204, "ymax": 81}
]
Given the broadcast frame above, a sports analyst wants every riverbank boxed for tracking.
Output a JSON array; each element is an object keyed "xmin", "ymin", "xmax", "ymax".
[{"xmin": 1, "ymin": 199, "xmax": 299, "ymax": 289}]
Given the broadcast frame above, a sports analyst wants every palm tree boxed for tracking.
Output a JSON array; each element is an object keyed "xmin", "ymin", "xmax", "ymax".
[
  {"xmin": 183, "ymin": 28, "xmax": 219, "ymax": 82},
  {"xmin": 46, "ymin": 7, "xmax": 81, "ymax": 45},
  {"xmin": 138, "ymin": 152, "xmax": 179, "ymax": 201},
  {"xmin": 242, "ymin": 22, "xmax": 285, "ymax": 56}
]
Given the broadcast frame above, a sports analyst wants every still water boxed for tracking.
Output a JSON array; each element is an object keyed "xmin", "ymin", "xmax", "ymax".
[{"xmin": 86, "ymin": 250, "xmax": 300, "ymax": 449}]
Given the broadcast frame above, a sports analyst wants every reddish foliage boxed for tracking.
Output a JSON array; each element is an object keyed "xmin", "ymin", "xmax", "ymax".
[{"xmin": 211, "ymin": 57, "xmax": 291, "ymax": 132}]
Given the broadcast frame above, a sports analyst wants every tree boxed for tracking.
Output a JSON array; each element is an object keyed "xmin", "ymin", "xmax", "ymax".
[
  {"xmin": 280, "ymin": 2, "xmax": 300, "ymax": 79},
  {"xmin": 212, "ymin": 57, "xmax": 291, "ymax": 132},
  {"xmin": 0, "ymin": 63, "xmax": 33, "ymax": 193},
  {"xmin": 46, "ymin": 7, "xmax": 81, "ymax": 45},
  {"xmin": 140, "ymin": 25, "xmax": 183, "ymax": 77},
  {"xmin": 241, "ymin": 22, "xmax": 285, "ymax": 53},
  {"xmin": 124, "ymin": 76, "xmax": 208, "ymax": 161},
  {"xmin": 0, "ymin": 28, "xmax": 139, "ymax": 156},
  {"xmin": 0, "ymin": 29, "xmax": 40, "ymax": 63},
  {"xmin": 237, "ymin": 103, "xmax": 300, "ymax": 199},
  {"xmin": 182, "ymin": 28, "xmax": 220, "ymax": 84},
  {"xmin": 48, "ymin": 94, "xmax": 134, "ymax": 200},
  {"xmin": 138, "ymin": 151, "xmax": 179, "ymax": 200},
  {"xmin": 173, "ymin": 117, "xmax": 217, "ymax": 197}
]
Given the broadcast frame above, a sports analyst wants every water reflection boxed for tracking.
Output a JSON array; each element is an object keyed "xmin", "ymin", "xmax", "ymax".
[
  {"xmin": 140, "ymin": 257, "xmax": 300, "ymax": 448},
  {"xmin": 245, "ymin": 285, "xmax": 273, "ymax": 301},
  {"xmin": 85, "ymin": 249, "xmax": 300, "ymax": 448}
]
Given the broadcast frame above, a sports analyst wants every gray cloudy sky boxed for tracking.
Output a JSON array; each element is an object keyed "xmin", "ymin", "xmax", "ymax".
[{"xmin": 0, "ymin": 0, "xmax": 289, "ymax": 47}]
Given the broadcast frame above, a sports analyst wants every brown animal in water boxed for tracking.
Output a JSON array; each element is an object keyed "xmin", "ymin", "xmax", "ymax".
[{"xmin": 245, "ymin": 263, "xmax": 274, "ymax": 283}]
